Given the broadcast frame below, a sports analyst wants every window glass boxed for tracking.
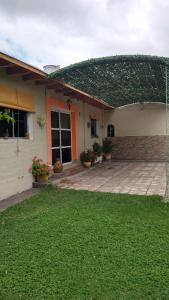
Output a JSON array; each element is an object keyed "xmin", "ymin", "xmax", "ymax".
[
  {"xmin": 51, "ymin": 111, "xmax": 72, "ymax": 164},
  {"xmin": 61, "ymin": 131, "xmax": 71, "ymax": 147},
  {"xmin": 0, "ymin": 118, "xmax": 12, "ymax": 137},
  {"xmin": 52, "ymin": 149, "xmax": 61, "ymax": 165},
  {"xmin": 51, "ymin": 130, "xmax": 60, "ymax": 147},
  {"xmin": 51, "ymin": 111, "xmax": 59, "ymax": 128},
  {"xmin": 14, "ymin": 110, "xmax": 27, "ymax": 137},
  {"xmin": 60, "ymin": 113, "xmax": 70, "ymax": 129},
  {"xmin": 91, "ymin": 118, "xmax": 97, "ymax": 137},
  {"xmin": 0, "ymin": 107, "xmax": 28, "ymax": 138},
  {"xmin": 107, "ymin": 125, "xmax": 115, "ymax": 137},
  {"xmin": 62, "ymin": 148, "xmax": 71, "ymax": 163}
]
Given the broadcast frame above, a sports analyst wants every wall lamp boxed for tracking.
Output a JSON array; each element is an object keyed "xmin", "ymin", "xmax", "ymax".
[{"xmin": 67, "ymin": 98, "xmax": 72, "ymax": 110}]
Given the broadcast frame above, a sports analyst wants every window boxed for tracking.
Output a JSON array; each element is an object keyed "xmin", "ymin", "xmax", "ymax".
[
  {"xmin": 91, "ymin": 118, "xmax": 97, "ymax": 137},
  {"xmin": 0, "ymin": 107, "xmax": 28, "ymax": 138},
  {"xmin": 107, "ymin": 124, "xmax": 115, "ymax": 137},
  {"xmin": 51, "ymin": 110, "xmax": 72, "ymax": 165}
]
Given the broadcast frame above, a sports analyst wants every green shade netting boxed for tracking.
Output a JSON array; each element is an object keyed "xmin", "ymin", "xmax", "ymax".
[{"xmin": 48, "ymin": 55, "xmax": 169, "ymax": 107}]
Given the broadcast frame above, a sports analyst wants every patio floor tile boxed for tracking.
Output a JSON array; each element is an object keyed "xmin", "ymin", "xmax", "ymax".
[{"xmin": 55, "ymin": 161, "xmax": 166, "ymax": 196}]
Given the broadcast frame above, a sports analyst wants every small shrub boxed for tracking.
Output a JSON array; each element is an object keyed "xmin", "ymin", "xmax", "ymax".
[
  {"xmin": 102, "ymin": 138, "xmax": 113, "ymax": 154},
  {"xmin": 93, "ymin": 142, "xmax": 102, "ymax": 156},
  {"xmin": 80, "ymin": 150, "xmax": 94, "ymax": 163}
]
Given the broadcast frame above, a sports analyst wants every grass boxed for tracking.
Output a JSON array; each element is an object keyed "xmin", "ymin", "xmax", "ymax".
[{"xmin": 0, "ymin": 187, "xmax": 169, "ymax": 299}]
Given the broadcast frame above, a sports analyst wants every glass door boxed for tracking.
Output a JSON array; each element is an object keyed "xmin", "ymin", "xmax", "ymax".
[{"xmin": 51, "ymin": 110, "xmax": 72, "ymax": 165}]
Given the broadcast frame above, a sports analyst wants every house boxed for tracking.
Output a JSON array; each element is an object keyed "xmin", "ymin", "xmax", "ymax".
[
  {"xmin": 0, "ymin": 52, "xmax": 112, "ymax": 201},
  {"xmin": 49, "ymin": 54, "xmax": 167, "ymax": 162},
  {"xmin": 0, "ymin": 53, "xmax": 168, "ymax": 201}
]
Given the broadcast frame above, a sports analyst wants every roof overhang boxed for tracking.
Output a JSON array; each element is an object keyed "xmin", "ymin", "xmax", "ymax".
[{"xmin": 0, "ymin": 52, "xmax": 113, "ymax": 110}]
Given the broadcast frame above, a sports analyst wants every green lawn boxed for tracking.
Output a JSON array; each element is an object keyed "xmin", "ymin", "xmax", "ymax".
[{"xmin": 0, "ymin": 187, "xmax": 169, "ymax": 300}]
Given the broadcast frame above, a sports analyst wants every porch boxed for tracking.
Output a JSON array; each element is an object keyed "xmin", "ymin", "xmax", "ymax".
[{"xmin": 56, "ymin": 161, "xmax": 166, "ymax": 196}]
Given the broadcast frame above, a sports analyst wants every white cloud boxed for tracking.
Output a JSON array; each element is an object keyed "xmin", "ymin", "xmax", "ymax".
[{"xmin": 0, "ymin": 0, "xmax": 168, "ymax": 69}]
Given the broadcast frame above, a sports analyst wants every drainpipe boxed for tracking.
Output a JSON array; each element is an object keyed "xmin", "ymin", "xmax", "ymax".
[
  {"xmin": 165, "ymin": 65, "xmax": 169, "ymax": 200},
  {"xmin": 83, "ymin": 101, "xmax": 86, "ymax": 151}
]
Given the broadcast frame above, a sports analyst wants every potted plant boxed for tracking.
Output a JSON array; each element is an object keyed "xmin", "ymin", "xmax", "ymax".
[
  {"xmin": 80, "ymin": 150, "xmax": 93, "ymax": 168},
  {"xmin": 102, "ymin": 138, "xmax": 113, "ymax": 160},
  {"xmin": 0, "ymin": 109, "xmax": 15, "ymax": 139},
  {"xmin": 93, "ymin": 142, "xmax": 103, "ymax": 164},
  {"xmin": 53, "ymin": 158, "xmax": 63, "ymax": 173},
  {"xmin": 29, "ymin": 156, "xmax": 52, "ymax": 183}
]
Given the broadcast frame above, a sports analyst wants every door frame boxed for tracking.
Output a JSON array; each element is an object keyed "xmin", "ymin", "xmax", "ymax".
[
  {"xmin": 46, "ymin": 97, "xmax": 79, "ymax": 165},
  {"xmin": 51, "ymin": 108, "xmax": 72, "ymax": 165}
]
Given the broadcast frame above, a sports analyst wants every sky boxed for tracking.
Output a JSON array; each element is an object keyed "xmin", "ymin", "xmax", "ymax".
[{"xmin": 0, "ymin": 0, "xmax": 169, "ymax": 70}]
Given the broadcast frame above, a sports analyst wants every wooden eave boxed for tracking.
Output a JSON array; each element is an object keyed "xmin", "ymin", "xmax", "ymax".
[{"xmin": 0, "ymin": 51, "xmax": 113, "ymax": 110}]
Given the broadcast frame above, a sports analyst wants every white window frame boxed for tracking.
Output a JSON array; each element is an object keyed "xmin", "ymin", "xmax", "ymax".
[
  {"xmin": 0, "ymin": 106, "xmax": 31, "ymax": 139},
  {"xmin": 51, "ymin": 109, "xmax": 72, "ymax": 165}
]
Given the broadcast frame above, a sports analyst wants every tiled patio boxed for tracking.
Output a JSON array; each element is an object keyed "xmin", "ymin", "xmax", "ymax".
[{"xmin": 56, "ymin": 161, "xmax": 166, "ymax": 196}]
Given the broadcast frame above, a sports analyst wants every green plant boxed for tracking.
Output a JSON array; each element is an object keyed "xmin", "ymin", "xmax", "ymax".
[
  {"xmin": 0, "ymin": 109, "xmax": 15, "ymax": 137},
  {"xmin": 48, "ymin": 54, "xmax": 169, "ymax": 108},
  {"xmin": 102, "ymin": 138, "xmax": 113, "ymax": 154},
  {"xmin": 80, "ymin": 150, "xmax": 94, "ymax": 163},
  {"xmin": 29, "ymin": 156, "xmax": 52, "ymax": 177},
  {"xmin": 0, "ymin": 109, "xmax": 15, "ymax": 124},
  {"xmin": 93, "ymin": 142, "xmax": 102, "ymax": 156},
  {"xmin": 37, "ymin": 116, "xmax": 46, "ymax": 128},
  {"xmin": 0, "ymin": 187, "xmax": 167, "ymax": 300}
]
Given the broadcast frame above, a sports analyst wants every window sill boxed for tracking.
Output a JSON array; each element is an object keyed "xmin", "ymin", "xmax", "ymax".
[
  {"xmin": 0, "ymin": 137, "xmax": 32, "ymax": 142},
  {"xmin": 91, "ymin": 135, "xmax": 99, "ymax": 139},
  {"xmin": 0, "ymin": 137, "xmax": 30, "ymax": 139}
]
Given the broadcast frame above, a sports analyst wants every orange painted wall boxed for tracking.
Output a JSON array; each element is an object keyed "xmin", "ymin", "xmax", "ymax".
[{"xmin": 46, "ymin": 97, "xmax": 79, "ymax": 164}]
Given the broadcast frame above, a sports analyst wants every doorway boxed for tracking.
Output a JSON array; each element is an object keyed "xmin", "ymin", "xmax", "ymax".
[{"xmin": 51, "ymin": 110, "xmax": 72, "ymax": 165}]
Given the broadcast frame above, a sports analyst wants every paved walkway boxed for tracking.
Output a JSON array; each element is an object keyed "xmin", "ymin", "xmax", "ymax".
[{"xmin": 56, "ymin": 161, "xmax": 166, "ymax": 196}]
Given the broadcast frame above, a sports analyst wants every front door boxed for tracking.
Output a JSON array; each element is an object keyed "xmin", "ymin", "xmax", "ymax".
[{"xmin": 51, "ymin": 110, "xmax": 72, "ymax": 165}]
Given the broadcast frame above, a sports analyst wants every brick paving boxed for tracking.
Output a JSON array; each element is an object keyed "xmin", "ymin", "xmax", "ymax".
[
  {"xmin": 56, "ymin": 161, "xmax": 166, "ymax": 196},
  {"xmin": 0, "ymin": 162, "xmax": 165, "ymax": 212},
  {"xmin": 50, "ymin": 164, "xmax": 85, "ymax": 181}
]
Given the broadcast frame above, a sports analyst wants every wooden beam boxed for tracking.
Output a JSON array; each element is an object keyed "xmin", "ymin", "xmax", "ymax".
[
  {"xmin": 35, "ymin": 80, "xmax": 51, "ymax": 85},
  {"xmin": 47, "ymin": 84, "xmax": 65, "ymax": 90},
  {"xmin": 0, "ymin": 52, "xmax": 47, "ymax": 77},
  {"xmin": 55, "ymin": 88, "xmax": 66, "ymax": 93},
  {"xmin": 9, "ymin": 71, "xmax": 31, "ymax": 77},
  {"xmin": 22, "ymin": 74, "xmax": 43, "ymax": 81},
  {"xmin": 6, "ymin": 67, "xmax": 31, "ymax": 76},
  {"xmin": 0, "ymin": 62, "xmax": 13, "ymax": 68},
  {"xmin": 63, "ymin": 92, "xmax": 77, "ymax": 97}
]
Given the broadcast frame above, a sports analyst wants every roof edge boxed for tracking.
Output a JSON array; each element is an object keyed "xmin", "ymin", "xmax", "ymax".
[{"xmin": 0, "ymin": 52, "xmax": 47, "ymax": 77}]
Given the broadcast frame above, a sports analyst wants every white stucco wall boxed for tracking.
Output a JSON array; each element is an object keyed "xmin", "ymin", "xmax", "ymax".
[
  {"xmin": 0, "ymin": 78, "xmax": 105, "ymax": 201},
  {"xmin": 78, "ymin": 102, "xmax": 104, "ymax": 152},
  {"xmin": 0, "ymin": 71, "xmax": 48, "ymax": 201},
  {"xmin": 104, "ymin": 102, "xmax": 166, "ymax": 136},
  {"xmin": 48, "ymin": 91, "xmax": 105, "ymax": 154}
]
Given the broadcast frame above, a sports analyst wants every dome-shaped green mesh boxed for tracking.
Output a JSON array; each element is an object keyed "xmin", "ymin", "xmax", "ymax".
[{"xmin": 48, "ymin": 55, "xmax": 169, "ymax": 107}]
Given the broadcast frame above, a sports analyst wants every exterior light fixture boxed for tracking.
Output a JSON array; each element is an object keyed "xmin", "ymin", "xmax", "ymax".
[
  {"xmin": 67, "ymin": 98, "xmax": 72, "ymax": 110},
  {"xmin": 87, "ymin": 121, "xmax": 91, "ymax": 128}
]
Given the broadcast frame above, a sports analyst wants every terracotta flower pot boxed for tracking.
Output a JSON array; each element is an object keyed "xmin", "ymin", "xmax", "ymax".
[
  {"xmin": 104, "ymin": 153, "xmax": 112, "ymax": 160},
  {"xmin": 83, "ymin": 161, "xmax": 92, "ymax": 168},
  {"xmin": 53, "ymin": 160, "xmax": 63, "ymax": 173},
  {"xmin": 37, "ymin": 174, "xmax": 49, "ymax": 183}
]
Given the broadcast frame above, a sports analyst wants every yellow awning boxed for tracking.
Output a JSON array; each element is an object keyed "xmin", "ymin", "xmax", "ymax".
[{"xmin": 0, "ymin": 85, "xmax": 35, "ymax": 112}]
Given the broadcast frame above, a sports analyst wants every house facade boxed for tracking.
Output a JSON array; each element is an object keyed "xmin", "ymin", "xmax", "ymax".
[
  {"xmin": 49, "ymin": 54, "xmax": 167, "ymax": 163},
  {"xmin": 0, "ymin": 52, "xmax": 112, "ymax": 201},
  {"xmin": 104, "ymin": 102, "xmax": 166, "ymax": 161},
  {"xmin": 0, "ymin": 53, "xmax": 167, "ymax": 201}
]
